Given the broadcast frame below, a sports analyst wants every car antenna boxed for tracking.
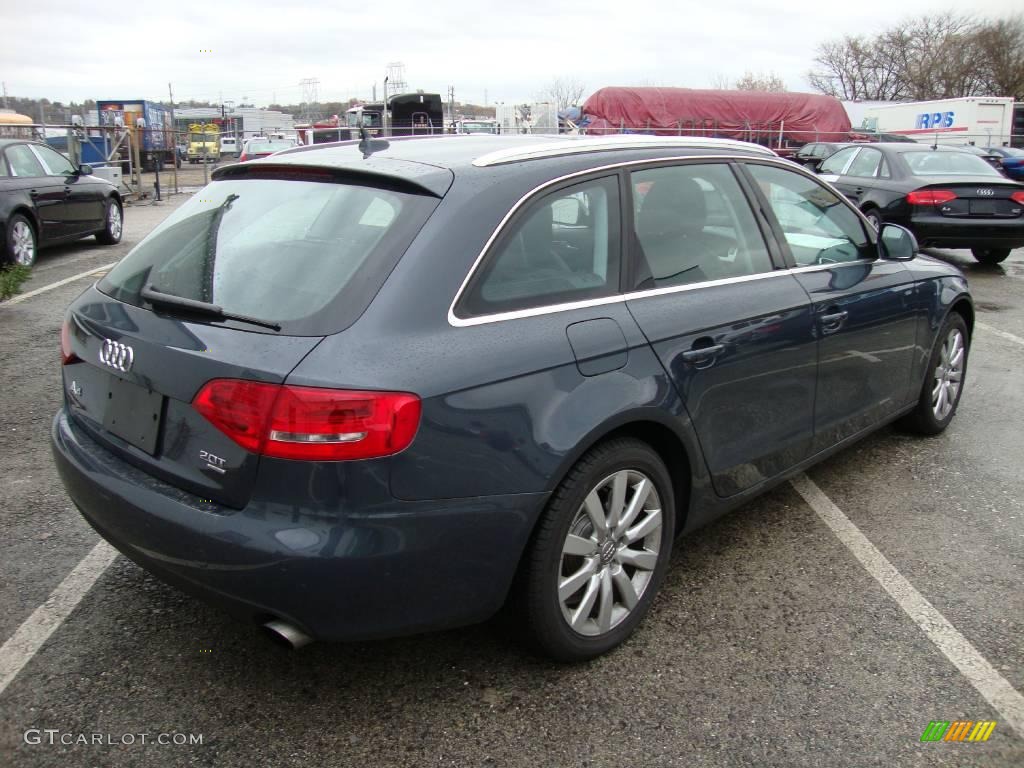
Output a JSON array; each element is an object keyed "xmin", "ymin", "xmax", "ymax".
[{"xmin": 358, "ymin": 121, "xmax": 389, "ymax": 159}]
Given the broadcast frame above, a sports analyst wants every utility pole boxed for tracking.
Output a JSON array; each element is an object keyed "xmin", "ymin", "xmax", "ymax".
[
  {"xmin": 168, "ymin": 82, "xmax": 178, "ymax": 194},
  {"xmin": 1, "ymin": 81, "xmax": 8, "ymax": 109}
]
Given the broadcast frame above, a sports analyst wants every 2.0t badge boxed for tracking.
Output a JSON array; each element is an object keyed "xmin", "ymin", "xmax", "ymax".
[{"xmin": 99, "ymin": 339, "xmax": 134, "ymax": 372}]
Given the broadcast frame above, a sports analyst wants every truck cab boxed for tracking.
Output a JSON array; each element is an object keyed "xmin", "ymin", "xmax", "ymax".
[{"xmin": 187, "ymin": 123, "xmax": 221, "ymax": 164}]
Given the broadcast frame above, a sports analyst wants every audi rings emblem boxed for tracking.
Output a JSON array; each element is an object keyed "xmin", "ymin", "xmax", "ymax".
[
  {"xmin": 976, "ymin": 188, "xmax": 995, "ymax": 196},
  {"xmin": 99, "ymin": 339, "xmax": 134, "ymax": 372}
]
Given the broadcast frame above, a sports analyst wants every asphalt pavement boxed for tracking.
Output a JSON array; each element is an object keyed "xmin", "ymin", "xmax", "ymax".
[{"xmin": 0, "ymin": 196, "xmax": 1022, "ymax": 767}]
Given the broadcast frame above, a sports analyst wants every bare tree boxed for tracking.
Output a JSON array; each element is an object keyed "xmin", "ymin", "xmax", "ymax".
[
  {"xmin": 975, "ymin": 15, "xmax": 1024, "ymax": 100},
  {"xmin": 808, "ymin": 12, "xmax": 1023, "ymax": 101},
  {"xmin": 709, "ymin": 72, "xmax": 733, "ymax": 90},
  {"xmin": 540, "ymin": 78, "xmax": 588, "ymax": 111},
  {"xmin": 733, "ymin": 71, "xmax": 787, "ymax": 92}
]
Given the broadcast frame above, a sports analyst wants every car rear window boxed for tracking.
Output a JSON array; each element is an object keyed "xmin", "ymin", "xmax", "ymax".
[
  {"xmin": 903, "ymin": 151, "xmax": 1001, "ymax": 176},
  {"xmin": 98, "ymin": 176, "xmax": 439, "ymax": 335}
]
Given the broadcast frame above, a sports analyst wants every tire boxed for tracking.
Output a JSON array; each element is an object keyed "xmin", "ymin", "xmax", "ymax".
[
  {"xmin": 971, "ymin": 247, "xmax": 1011, "ymax": 265},
  {"xmin": 863, "ymin": 208, "xmax": 884, "ymax": 231},
  {"xmin": 5, "ymin": 213, "xmax": 37, "ymax": 267},
  {"xmin": 95, "ymin": 198, "xmax": 123, "ymax": 245},
  {"xmin": 516, "ymin": 438, "xmax": 676, "ymax": 662},
  {"xmin": 898, "ymin": 312, "xmax": 969, "ymax": 435}
]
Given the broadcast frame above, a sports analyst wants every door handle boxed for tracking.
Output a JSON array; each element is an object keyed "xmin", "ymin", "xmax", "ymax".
[
  {"xmin": 820, "ymin": 310, "xmax": 848, "ymax": 324},
  {"xmin": 681, "ymin": 342, "xmax": 725, "ymax": 364},
  {"xmin": 29, "ymin": 189, "xmax": 39, "ymax": 198},
  {"xmin": 819, "ymin": 309, "xmax": 849, "ymax": 334}
]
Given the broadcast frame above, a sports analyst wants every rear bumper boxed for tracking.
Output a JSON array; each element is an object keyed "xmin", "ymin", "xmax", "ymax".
[
  {"xmin": 51, "ymin": 408, "xmax": 547, "ymax": 641},
  {"xmin": 910, "ymin": 215, "xmax": 1024, "ymax": 249}
]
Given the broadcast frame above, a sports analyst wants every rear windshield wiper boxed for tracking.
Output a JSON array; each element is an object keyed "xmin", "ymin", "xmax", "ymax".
[{"xmin": 140, "ymin": 285, "xmax": 281, "ymax": 331}]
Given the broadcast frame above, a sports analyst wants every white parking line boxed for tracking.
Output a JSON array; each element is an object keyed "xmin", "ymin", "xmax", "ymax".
[
  {"xmin": 977, "ymin": 321, "xmax": 1024, "ymax": 350},
  {"xmin": 1, "ymin": 263, "xmax": 115, "ymax": 306},
  {"xmin": 0, "ymin": 541, "xmax": 117, "ymax": 697},
  {"xmin": 790, "ymin": 473, "xmax": 1024, "ymax": 738}
]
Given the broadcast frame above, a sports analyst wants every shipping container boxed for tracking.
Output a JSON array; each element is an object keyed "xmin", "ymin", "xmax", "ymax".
[
  {"xmin": 96, "ymin": 100, "xmax": 177, "ymax": 171},
  {"xmin": 861, "ymin": 97, "xmax": 1015, "ymax": 148}
]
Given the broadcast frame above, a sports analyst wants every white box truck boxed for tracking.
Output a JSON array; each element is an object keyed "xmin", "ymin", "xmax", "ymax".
[{"xmin": 861, "ymin": 97, "xmax": 1014, "ymax": 147}]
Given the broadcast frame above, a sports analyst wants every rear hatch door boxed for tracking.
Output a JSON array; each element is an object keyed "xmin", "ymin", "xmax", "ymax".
[{"xmin": 63, "ymin": 162, "xmax": 446, "ymax": 508}]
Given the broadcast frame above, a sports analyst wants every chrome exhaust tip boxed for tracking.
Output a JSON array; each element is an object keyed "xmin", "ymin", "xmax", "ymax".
[{"xmin": 262, "ymin": 620, "xmax": 313, "ymax": 649}]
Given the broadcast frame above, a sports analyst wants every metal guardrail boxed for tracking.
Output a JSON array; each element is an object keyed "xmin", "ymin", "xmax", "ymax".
[{"xmin": 575, "ymin": 123, "xmax": 1024, "ymax": 153}]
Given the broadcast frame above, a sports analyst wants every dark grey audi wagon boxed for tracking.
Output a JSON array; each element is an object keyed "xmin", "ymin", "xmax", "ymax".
[{"xmin": 52, "ymin": 135, "xmax": 973, "ymax": 661}]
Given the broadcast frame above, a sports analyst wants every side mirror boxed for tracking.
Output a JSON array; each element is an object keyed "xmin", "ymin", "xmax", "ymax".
[
  {"xmin": 878, "ymin": 223, "xmax": 917, "ymax": 261},
  {"xmin": 78, "ymin": 164, "xmax": 93, "ymax": 176}
]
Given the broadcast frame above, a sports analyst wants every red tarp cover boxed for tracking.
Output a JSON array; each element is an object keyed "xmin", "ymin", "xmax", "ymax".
[{"xmin": 582, "ymin": 87, "xmax": 851, "ymax": 143}]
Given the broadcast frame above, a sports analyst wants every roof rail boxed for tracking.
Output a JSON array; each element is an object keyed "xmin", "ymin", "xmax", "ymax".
[{"xmin": 472, "ymin": 135, "xmax": 777, "ymax": 167}]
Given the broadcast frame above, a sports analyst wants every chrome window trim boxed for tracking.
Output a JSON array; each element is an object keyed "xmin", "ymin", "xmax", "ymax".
[
  {"xmin": 447, "ymin": 155, "xmax": 874, "ymax": 328},
  {"xmin": 471, "ymin": 136, "xmax": 777, "ymax": 167}
]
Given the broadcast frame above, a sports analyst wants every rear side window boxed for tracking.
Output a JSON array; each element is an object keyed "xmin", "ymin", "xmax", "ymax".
[
  {"xmin": 99, "ymin": 177, "xmax": 439, "ymax": 335},
  {"xmin": 820, "ymin": 147, "xmax": 857, "ymax": 175},
  {"xmin": 846, "ymin": 148, "xmax": 883, "ymax": 178},
  {"xmin": 6, "ymin": 145, "xmax": 45, "ymax": 177},
  {"xmin": 630, "ymin": 163, "xmax": 772, "ymax": 289},
  {"xmin": 456, "ymin": 176, "xmax": 621, "ymax": 317}
]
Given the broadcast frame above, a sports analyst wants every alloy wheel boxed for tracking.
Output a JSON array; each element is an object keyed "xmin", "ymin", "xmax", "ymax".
[
  {"xmin": 108, "ymin": 204, "xmax": 123, "ymax": 240},
  {"xmin": 11, "ymin": 220, "xmax": 35, "ymax": 266},
  {"xmin": 932, "ymin": 328, "xmax": 964, "ymax": 420},
  {"xmin": 558, "ymin": 470, "xmax": 663, "ymax": 636}
]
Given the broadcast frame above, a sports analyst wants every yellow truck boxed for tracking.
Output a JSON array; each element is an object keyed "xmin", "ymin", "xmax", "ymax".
[{"xmin": 187, "ymin": 123, "xmax": 220, "ymax": 163}]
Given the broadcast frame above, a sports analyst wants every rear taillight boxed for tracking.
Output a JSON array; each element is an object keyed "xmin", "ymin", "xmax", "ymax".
[
  {"xmin": 192, "ymin": 379, "xmax": 421, "ymax": 461},
  {"xmin": 1010, "ymin": 191, "xmax": 1024, "ymax": 205},
  {"xmin": 906, "ymin": 190, "xmax": 957, "ymax": 205},
  {"xmin": 60, "ymin": 320, "xmax": 79, "ymax": 365}
]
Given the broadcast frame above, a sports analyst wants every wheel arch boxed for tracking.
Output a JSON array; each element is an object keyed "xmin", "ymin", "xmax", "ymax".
[
  {"xmin": 545, "ymin": 411, "xmax": 697, "ymax": 540},
  {"xmin": 949, "ymin": 295, "xmax": 974, "ymax": 338},
  {"xmin": 6, "ymin": 205, "xmax": 40, "ymax": 236}
]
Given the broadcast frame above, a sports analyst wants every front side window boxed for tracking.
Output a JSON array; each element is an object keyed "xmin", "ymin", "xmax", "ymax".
[
  {"xmin": 630, "ymin": 163, "xmax": 772, "ymax": 289},
  {"xmin": 819, "ymin": 147, "xmax": 858, "ymax": 175},
  {"xmin": 457, "ymin": 176, "xmax": 621, "ymax": 317},
  {"xmin": 32, "ymin": 144, "xmax": 76, "ymax": 175},
  {"xmin": 746, "ymin": 163, "xmax": 873, "ymax": 266},
  {"xmin": 6, "ymin": 144, "xmax": 45, "ymax": 177},
  {"xmin": 0, "ymin": 153, "xmax": 8, "ymax": 176}
]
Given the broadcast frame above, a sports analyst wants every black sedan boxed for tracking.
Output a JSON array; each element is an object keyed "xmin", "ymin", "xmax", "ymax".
[
  {"xmin": 1, "ymin": 138, "xmax": 123, "ymax": 267},
  {"xmin": 791, "ymin": 141, "xmax": 855, "ymax": 170},
  {"xmin": 817, "ymin": 143, "xmax": 1024, "ymax": 264}
]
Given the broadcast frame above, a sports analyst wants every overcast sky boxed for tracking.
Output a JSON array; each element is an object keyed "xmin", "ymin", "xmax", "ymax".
[{"xmin": 2, "ymin": 0, "xmax": 1021, "ymax": 109}]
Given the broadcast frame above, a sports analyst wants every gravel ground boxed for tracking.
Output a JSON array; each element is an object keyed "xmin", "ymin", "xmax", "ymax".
[{"xmin": 0, "ymin": 199, "xmax": 1022, "ymax": 767}]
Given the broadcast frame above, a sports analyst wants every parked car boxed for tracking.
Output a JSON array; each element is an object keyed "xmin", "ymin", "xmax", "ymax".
[
  {"xmin": 238, "ymin": 137, "xmax": 296, "ymax": 162},
  {"xmin": 956, "ymin": 144, "xmax": 1004, "ymax": 171},
  {"xmin": 791, "ymin": 142, "xmax": 855, "ymax": 170},
  {"xmin": 816, "ymin": 143, "xmax": 1024, "ymax": 264},
  {"xmin": 1, "ymin": 138, "xmax": 123, "ymax": 267},
  {"xmin": 52, "ymin": 135, "xmax": 973, "ymax": 661},
  {"xmin": 984, "ymin": 146, "xmax": 1024, "ymax": 181},
  {"xmin": 219, "ymin": 136, "xmax": 239, "ymax": 157}
]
